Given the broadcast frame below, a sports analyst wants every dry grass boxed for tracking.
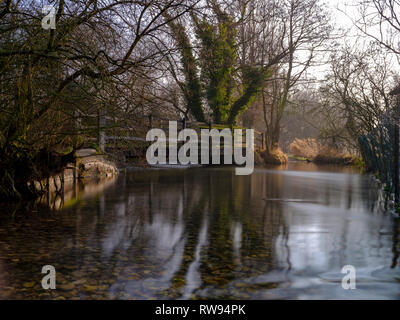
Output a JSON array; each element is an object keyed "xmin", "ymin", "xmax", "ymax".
[
  {"xmin": 289, "ymin": 138, "xmax": 319, "ymax": 159},
  {"xmin": 289, "ymin": 138, "xmax": 355, "ymax": 165},
  {"xmin": 313, "ymin": 147, "xmax": 354, "ymax": 165}
]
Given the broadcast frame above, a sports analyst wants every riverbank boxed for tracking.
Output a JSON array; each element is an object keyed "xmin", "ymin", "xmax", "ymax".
[
  {"xmin": 287, "ymin": 153, "xmax": 359, "ymax": 166},
  {"xmin": 33, "ymin": 148, "xmax": 118, "ymax": 195},
  {"xmin": 255, "ymin": 148, "xmax": 288, "ymax": 165}
]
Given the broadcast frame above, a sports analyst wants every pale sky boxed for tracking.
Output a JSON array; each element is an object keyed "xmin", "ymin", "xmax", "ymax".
[{"xmin": 306, "ymin": 0, "xmax": 399, "ymax": 84}]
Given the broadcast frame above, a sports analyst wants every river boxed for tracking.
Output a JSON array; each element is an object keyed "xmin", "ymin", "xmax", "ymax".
[{"xmin": 0, "ymin": 163, "xmax": 399, "ymax": 299}]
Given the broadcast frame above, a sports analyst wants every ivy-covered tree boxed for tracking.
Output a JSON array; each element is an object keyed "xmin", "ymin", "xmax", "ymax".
[
  {"xmin": 167, "ymin": 4, "xmax": 273, "ymax": 125},
  {"xmin": 164, "ymin": 15, "xmax": 206, "ymax": 122},
  {"xmin": 192, "ymin": 10, "xmax": 237, "ymax": 124}
]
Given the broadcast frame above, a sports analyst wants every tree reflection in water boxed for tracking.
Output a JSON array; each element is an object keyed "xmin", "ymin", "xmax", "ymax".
[{"xmin": 0, "ymin": 164, "xmax": 399, "ymax": 299}]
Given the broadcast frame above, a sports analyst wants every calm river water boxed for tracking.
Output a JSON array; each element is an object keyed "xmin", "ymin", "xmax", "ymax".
[{"xmin": 0, "ymin": 163, "xmax": 399, "ymax": 299}]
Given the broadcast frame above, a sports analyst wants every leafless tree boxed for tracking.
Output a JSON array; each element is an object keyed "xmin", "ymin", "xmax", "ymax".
[{"xmin": 241, "ymin": 0, "xmax": 331, "ymax": 154}]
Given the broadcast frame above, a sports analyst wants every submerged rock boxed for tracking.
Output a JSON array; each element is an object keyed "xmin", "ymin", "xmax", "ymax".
[{"xmin": 78, "ymin": 155, "xmax": 118, "ymax": 179}]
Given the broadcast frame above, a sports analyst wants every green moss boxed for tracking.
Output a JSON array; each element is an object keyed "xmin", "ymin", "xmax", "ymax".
[
  {"xmin": 288, "ymin": 154, "xmax": 311, "ymax": 162},
  {"xmin": 351, "ymin": 156, "xmax": 365, "ymax": 171},
  {"xmin": 88, "ymin": 143, "xmax": 101, "ymax": 154},
  {"xmin": 63, "ymin": 197, "xmax": 79, "ymax": 208}
]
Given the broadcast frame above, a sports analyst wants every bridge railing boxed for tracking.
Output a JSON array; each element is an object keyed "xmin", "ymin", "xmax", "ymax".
[
  {"xmin": 103, "ymin": 114, "xmax": 265, "ymax": 149},
  {"xmin": 78, "ymin": 112, "xmax": 265, "ymax": 153}
]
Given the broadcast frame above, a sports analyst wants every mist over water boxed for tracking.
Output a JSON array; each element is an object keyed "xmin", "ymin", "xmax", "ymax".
[{"xmin": 0, "ymin": 163, "xmax": 398, "ymax": 299}]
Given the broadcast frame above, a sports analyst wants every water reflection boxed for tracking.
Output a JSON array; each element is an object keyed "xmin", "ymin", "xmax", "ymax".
[{"xmin": 0, "ymin": 164, "xmax": 399, "ymax": 299}]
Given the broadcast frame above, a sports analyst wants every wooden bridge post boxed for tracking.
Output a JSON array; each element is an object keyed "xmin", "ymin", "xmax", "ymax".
[
  {"xmin": 60, "ymin": 171, "xmax": 64, "ymax": 193},
  {"xmin": 98, "ymin": 109, "xmax": 106, "ymax": 153},
  {"xmin": 73, "ymin": 109, "xmax": 81, "ymax": 155},
  {"xmin": 72, "ymin": 163, "xmax": 78, "ymax": 199},
  {"xmin": 46, "ymin": 176, "xmax": 50, "ymax": 207},
  {"xmin": 72, "ymin": 160, "xmax": 77, "ymax": 186},
  {"xmin": 209, "ymin": 121, "xmax": 212, "ymax": 164},
  {"xmin": 60, "ymin": 171, "xmax": 65, "ymax": 206}
]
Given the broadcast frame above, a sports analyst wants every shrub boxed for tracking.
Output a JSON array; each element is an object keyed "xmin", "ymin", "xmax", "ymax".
[{"xmin": 263, "ymin": 147, "xmax": 288, "ymax": 165}]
